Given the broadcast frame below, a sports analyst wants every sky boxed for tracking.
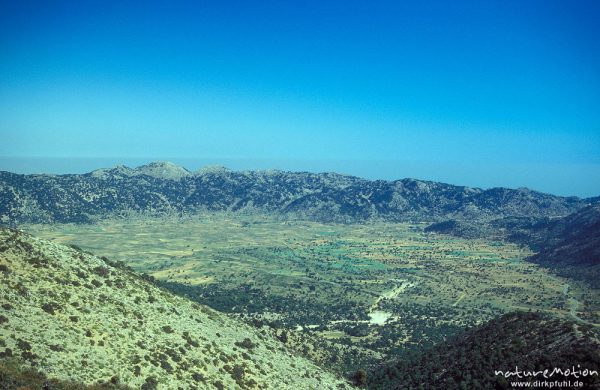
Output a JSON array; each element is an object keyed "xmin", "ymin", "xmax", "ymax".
[{"xmin": 0, "ymin": 1, "xmax": 599, "ymax": 196}]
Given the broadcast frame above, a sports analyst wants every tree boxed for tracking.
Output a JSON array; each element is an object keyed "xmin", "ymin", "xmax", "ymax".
[{"xmin": 353, "ymin": 369, "xmax": 367, "ymax": 387}]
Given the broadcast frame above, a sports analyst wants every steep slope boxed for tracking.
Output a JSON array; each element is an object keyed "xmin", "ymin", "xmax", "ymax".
[
  {"xmin": 525, "ymin": 204, "xmax": 600, "ymax": 287},
  {"xmin": 0, "ymin": 162, "xmax": 587, "ymax": 225},
  {"xmin": 0, "ymin": 228, "xmax": 352, "ymax": 389},
  {"xmin": 368, "ymin": 312, "xmax": 600, "ymax": 389},
  {"xmin": 520, "ymin": 204, "xmax": 600, "ymax": 255}
]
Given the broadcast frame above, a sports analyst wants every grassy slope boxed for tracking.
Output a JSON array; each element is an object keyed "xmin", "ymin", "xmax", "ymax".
[{"xmin": 0, "ymin": 228, "xmax": 352, "ymax": 389}]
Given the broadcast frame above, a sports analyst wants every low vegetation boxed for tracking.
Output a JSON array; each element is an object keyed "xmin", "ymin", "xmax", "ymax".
[{"xmin": 0, "ymin": 228, "xmax": 352, "ymax": 389}]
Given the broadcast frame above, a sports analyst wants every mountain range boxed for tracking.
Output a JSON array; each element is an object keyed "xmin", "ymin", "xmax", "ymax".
[{"xmin": 0, "ymin": 161, "xmax": 592, "ymax": 225}]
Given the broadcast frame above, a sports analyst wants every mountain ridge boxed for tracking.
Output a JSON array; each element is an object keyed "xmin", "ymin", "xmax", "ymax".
[{"xmin": 0, "ymin": 162, "xmax": 591, "ymax": 225}]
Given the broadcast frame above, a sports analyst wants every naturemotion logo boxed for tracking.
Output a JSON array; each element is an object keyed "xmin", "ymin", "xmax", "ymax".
[
  {"xmin": 495, "ymin": 366, "xmax": 598, "ymax": 388},
  {"xmin": 495, "ymin": 366, "xmax": 598, "ymax": 380}
]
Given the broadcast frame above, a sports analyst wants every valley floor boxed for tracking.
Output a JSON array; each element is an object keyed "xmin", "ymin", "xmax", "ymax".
[{"xmin": 24, "ymin": 214, "xmax": 600, "ymax": 369}]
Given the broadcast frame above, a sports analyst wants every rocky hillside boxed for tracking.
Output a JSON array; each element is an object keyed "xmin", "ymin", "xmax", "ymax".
[
  {"xmin": 368, "ymin": 311, "xmax": 600, "ymax": 389},
  {"xmin": 0, "ymin": 228, "xmax": 352, "ymax": 389},
  {"xmin": 0, "ymin": 162, "xmax": 588, "ymax": 225}
]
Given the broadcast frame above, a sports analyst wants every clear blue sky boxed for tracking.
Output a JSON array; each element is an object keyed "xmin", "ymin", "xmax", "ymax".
[{"xmin": 1, "ymin": 1, "xmax": 599, "ymax": 196}]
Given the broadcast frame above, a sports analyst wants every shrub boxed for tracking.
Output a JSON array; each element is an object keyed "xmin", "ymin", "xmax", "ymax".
[
  {"xmin": 159, "ymin": 359, "xmax": 173, "ymax": 373},
  {"xmin": 219, "ymin": 354, "xmax": 229, "ymax": 363},
  {"xmin": 0, "ymin": 348, "xmax": 12, "ymax": 358},
  {"xmin": 91, "ymin": 279, "xmax": 103, "ymax": 288},
  {"xmin": 141, "ymin": 376, "xmax": 158, "ymax": 390},
  {"xmin": 277, "ymin": 331, "xmax": 288, "ymax": 343},
  {"xmin": 353, "ymin": 369, "xmax": 367, "ymax": 387},
  {"xmin": 41, "ymin": 302, "xmax": 59, "ymax": 315},
  {"xmin": 0, "ymin": 264, "xmax": 11, "ymax": 275},
  {"xmin": 213, "ymin": 380, "xmax": 225, "ymax": 390},
  {"xmin": 232, "ymin": 364, "xmax": 245, "ymax": 383},
  {"xmin": 165, "ymin": 348, "xmax": 181, "ymax": 362},
  {"xmin": 235, "ymin": 338, "xmax": 256, "ymax": 350},
  {"xmin": 48, "ymin": 344, "xmax": 63, "ymax": 352},
  {"xmin": 20, "ymin": 350, "xmax": 38, "ymax": 362},
  {"xmin": 15, "ymin": 283, "xmax": 28, "ymax": 297},
  {"xmin": 93, "ymin": 266, "xmax": 111, "ymax": 278}
]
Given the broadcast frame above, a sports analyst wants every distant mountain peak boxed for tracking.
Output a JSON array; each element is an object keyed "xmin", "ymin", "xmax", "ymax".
[
  {"xmin": 134, "ymin": 161, "xmax": 190, "ymax": 180},
  {"xmin": 89, "ymin": 164, "xmax": 135, "ymax": 178},
  {"xmin": 89, "ymin": 161, "xmax": 190, "ymax": 180},
  {"xmin": 195, "ymin": 165, "xmax": 232, "ymax": 175}
]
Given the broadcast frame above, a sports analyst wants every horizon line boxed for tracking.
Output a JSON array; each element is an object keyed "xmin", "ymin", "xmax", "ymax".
[{"xmin": 1, "ymin": 157, "xmax": 598, "ymax": 199}]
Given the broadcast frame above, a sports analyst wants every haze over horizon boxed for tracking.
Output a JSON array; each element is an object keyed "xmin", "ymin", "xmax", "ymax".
[{"xmin": 1, "ymin": 1, "xmax": 599, "ymax": 197}]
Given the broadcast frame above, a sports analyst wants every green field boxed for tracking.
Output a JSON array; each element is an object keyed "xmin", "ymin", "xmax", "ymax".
[{"xmin": 24, "ymin": 214, "xmax": 600, "ymax": 360}]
